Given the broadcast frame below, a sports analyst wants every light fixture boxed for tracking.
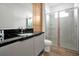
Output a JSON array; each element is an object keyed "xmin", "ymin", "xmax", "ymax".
[
  {"xmin": 60, "ymin": 11, "xmax": 69, "ymax": 18},
  {"xmin": 55, "ymin": 12, "xmax": 58, "ymax": 18},
  {"xmin": 54, "ymin": 11, "xmax": 69, "ymax": 18}
]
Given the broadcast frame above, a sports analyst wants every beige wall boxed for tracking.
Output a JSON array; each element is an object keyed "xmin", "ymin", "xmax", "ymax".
[{"xmin": 32, "ymin": 3, "xmax": 43, "ymax": 32}]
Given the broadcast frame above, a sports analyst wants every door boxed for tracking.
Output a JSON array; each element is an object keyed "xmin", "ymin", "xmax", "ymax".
[
  {"xmin": 60, "ymin": 8, "xmax": 78, "ymax": 51},
  {"xmin": 47, "ymin": 13, "xmax": 58, "ymax": 47}
]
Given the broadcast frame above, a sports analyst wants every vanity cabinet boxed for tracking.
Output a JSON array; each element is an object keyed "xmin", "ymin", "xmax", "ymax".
[{"xmin": 0, "ymin": 33, "xmax": 44, "ymax": 56}]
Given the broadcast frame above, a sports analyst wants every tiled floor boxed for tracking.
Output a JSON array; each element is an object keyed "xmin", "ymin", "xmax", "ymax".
[{"xmin": 42, "ymin": 47, "xmax": 79, "ymax": 56}]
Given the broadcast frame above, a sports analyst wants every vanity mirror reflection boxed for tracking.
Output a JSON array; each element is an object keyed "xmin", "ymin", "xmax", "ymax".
[{"xmin": 26, "ymin": 17, "xmax": 33, "ymax": 28}]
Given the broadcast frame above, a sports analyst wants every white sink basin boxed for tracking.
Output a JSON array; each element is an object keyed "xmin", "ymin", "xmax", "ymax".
[{"xmin": 18, "ymin": 33, "xmax": 33, "ymax": 36}]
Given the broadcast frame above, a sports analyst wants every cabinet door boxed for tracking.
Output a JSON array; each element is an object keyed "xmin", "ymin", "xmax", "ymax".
[
  {"xmin": 34, "ymin": 34, "xmax": 44, "ymax": 55},
  {"xmin": 14, "ymin": 38, "xmax": 34, "ymax": 56},
  {"xmin": 39, "ymin": 34, "xmax": 44, "ymax": 51},
  {"xmin": 0, "ymin": 41, "xmax": 21, "ymax": 56},
  {"xmin": 0, "ymin": 38, "xmax": 34, "ymax": 56}
]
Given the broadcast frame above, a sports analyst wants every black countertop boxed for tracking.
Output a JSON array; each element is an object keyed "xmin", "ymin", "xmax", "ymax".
[{"xmin": 0, "ymin": 32, "xmax": 44, "ymax": 47}]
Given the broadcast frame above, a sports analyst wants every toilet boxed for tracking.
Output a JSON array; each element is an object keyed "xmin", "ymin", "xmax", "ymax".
[{"xmin": 44, "ymin": 39, "xmax": 52, "ymax": 52}]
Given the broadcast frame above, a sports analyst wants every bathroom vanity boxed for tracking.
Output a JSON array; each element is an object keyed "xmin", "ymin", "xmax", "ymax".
[{"xmin": 0, "ymin": 29, "xmax": 44, "ymax": 56}]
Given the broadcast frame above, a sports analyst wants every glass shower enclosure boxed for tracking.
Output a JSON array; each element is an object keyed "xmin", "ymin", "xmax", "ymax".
[{"xmin": 46, "ymin": 8, "xmax": 79, "ymax": 51}]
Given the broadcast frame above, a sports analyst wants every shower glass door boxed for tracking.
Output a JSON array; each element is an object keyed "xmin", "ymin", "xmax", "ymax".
[
  {"xmin": 46, "ymin": 8, "xmax": 78, "ymax": 51},
  {"xmin": 47, "ymin": 13, "xmax": 58, "ymax": 47},
  {"xmin": 60, "ymin": 8, "xmax": 78, "ymax": 51}
]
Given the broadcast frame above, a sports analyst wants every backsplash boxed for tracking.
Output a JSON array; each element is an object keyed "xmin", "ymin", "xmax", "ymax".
[
  {"xmin": 23, "ymin": 28, "xmax": 33, "ymax": 33},
  {"xmin": 4, "ymin": 28, "xmax": 33, "ymax": 39}
]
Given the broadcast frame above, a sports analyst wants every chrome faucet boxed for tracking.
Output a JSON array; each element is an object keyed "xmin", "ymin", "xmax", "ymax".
[{"xmin": 21, "ymin": 28, "xmax": 23, "ymax": 34}]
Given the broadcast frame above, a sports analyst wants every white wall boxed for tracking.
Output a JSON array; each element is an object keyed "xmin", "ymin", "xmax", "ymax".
[{"xmin": 0, "ymin": 3, "xmax": 32, "ymax": 29}]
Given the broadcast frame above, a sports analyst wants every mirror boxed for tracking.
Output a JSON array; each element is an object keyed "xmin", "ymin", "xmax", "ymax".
[{"xmin": 26, "ymin": 17, "xmax": 33, "ymax": 28}]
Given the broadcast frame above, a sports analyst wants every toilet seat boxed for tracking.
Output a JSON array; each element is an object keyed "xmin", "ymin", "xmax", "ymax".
[{"xmin": 45, "ymin": 39, "xmax": 52, "ymax": 46}]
